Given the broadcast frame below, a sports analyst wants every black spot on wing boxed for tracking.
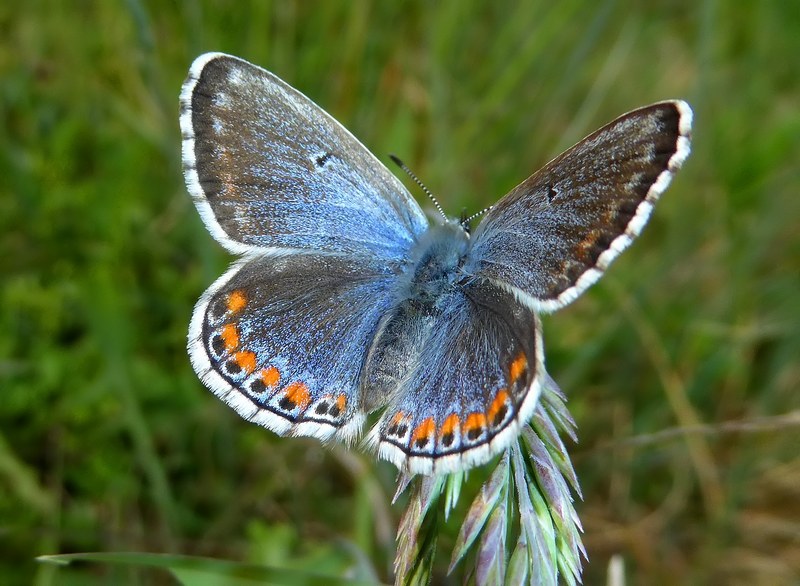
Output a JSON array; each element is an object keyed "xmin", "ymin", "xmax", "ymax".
[{"xmin": 315, "ymin": 152, "xmax": 333, "ymax": 168}]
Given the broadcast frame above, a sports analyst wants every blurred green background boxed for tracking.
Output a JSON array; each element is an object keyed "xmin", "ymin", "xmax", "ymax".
[{"xmin": 2, "ymin": 1, "xmax": 799, "ymax": 584}]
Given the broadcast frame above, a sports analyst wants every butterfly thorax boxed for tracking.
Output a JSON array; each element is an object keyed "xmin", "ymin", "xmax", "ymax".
[{"xmin": 402, "ymin": 221, "xmax": 470, "ymax": 306}]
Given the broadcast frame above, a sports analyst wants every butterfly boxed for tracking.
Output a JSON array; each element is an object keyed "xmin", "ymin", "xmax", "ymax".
[{"xmin": 180, "ymin": 53, "xmax": 692, "ymax": 475}]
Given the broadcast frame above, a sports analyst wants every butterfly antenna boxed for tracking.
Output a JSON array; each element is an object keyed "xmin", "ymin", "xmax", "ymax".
[
  {"xmin": 390, "ymin": 154, "xmax": 447, "ymax": 221},
  {"xmin": 461, "ymin": 205, "xmax": 494, "ymax": 226}
]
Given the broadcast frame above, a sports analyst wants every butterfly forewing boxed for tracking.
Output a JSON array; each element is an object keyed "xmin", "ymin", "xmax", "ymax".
[
  {"xmin": 180, "ymin": 53, "xmax": 428, "ymax": 259},
  {"xmin": 468, "ymin": 101, "xmax": 692, "ymax": 313}
]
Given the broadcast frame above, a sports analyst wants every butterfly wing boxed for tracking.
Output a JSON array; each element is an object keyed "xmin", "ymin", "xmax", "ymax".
[
  {"xmin": 189, "ymin": 253, "xmax": 397, "ymax": 442},
  {"xmin": 467, "ymin": 101, "xmax": 692, "ymax": 313},
  {"xmin": 367, "ymin": 280, "xmax": 544, "ymax": 475},
  {"xmin": 180, "ymin": 53, "xmax": 428, "ymax": 258}
]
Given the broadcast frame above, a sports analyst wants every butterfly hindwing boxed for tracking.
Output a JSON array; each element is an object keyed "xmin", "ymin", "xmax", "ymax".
[
  {"xmin": 368, "ymin": 280, "xmax": 544, "ymax": 475},
  {"xmin": 467, "ymin": 101, "xmax": 692, "ymax": 313},
  {"xmin": 180, "ymin": 53, "xmax": 428, "ymax": 258},
  {"xmin": 189, "ymin": 253, "xmax": 396, "ymax": 442}
]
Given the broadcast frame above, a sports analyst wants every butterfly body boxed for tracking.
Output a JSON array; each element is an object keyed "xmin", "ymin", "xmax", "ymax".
[{"xmin": 181, "ymin": 53, "xmax": 691, "ymax": 475}]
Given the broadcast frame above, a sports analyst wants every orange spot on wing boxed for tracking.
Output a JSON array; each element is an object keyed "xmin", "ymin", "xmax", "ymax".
[
  {"xmin": 220, "ymin": 324, "xmax": 239, "ymax": 351},
  {"xmin": 386, "ymin": 411, "xmax": 410, "ymax": 439},
  {"xmin": 488, "ymin": 390, "xmax": 510, "ymax": 426},
  {"xmin": 411, "ymin": 417, "xmax": 436, "ymax": 446},
  {"xmin": 440, "ymin": 414, "xmax": 460, "ymax": 438},
  {"xmin": 575, "ymin": 232, "xmax": 598, "ymax": 262},
  {"xmin": 261, "ymin": 366, "xmax": 280, "ymax": 389},
  {"xmin": 226, "ymin": 290, "xmax": 247, "ymax": 313},
  {"xmin": 509, "ymin": 352, "xmax": 528, "ymax": 384},
  {"xmin": 283, "ymin": 381, "xmax": 311, "ymax": 410},
  {"xmin": 392, "ymin": 411, "xmax": 408, "ymax": 425},
  {"xmin": 335, "ymin": 394, "xmax": 347, "ymax": 412},
  {"xmin": 233, "ymin": 351, "xmax": 256, "ymax": 374},
  {"xmin": 464, "ymin": 413, "xmax": 487, "ymax": 438}
]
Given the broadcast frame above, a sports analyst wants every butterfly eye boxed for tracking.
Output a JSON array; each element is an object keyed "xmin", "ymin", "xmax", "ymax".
[{"xmin": 459, "ymin": 209, "xmax": 472, "ymax": 234}]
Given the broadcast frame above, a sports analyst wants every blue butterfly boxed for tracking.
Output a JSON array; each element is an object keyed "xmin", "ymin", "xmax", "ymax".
[{"xmin": 181, "ymin": 53, "xmax": 692, "ymax": 475}]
